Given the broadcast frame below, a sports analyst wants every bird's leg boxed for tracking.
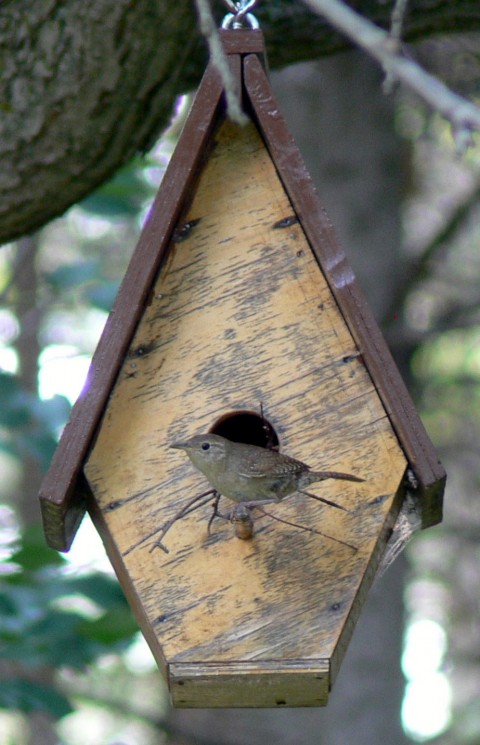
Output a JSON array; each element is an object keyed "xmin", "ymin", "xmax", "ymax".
[
  {"xmin": 208, "ymin": 496, "xmax": 279, "ymax": 541},
  {"xmin": 209, "ymin": 496, "xmax": 279, "ymax": 530},
  {"xmin": 207, "ymin": 491, "xmax": 225, "ymax": 535},
  {"xmin": 235, "ymin": 498, "xmax": 278, "ymax": 509},
  {"xmin": 206, "ymin": 494, "xmax": 256, "ymax": 541}
]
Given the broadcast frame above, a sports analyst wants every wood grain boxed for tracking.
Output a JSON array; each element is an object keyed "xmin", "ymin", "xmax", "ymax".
[
  {"xmin": 244, "ymin": 53, "xmax": 445, "ymax": 528},
  {"xmin": 84, "ymin": 119, "xmax": 408, "ymax": 707}
]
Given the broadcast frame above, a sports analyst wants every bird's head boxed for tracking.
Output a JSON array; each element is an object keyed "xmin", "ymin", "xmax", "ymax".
[{"xmin": 170, "ymin": 433, "xmax": 229, "ymax": 475}]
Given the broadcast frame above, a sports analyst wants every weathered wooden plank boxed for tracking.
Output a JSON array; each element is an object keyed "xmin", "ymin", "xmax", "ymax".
[
  {"xmin": 84, "ymin": 119, "xmax": 407, "ymax": 706},
  {"xmin": 169, "ymin": 660, "xmax": 330, "ymax": 708},
  {"xmin": 243, "ymin": 53, "xmax": 445, "ymax": 527}
]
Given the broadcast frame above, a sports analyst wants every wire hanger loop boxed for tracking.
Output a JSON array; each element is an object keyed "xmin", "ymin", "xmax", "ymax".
[{"xmin": 221, "ymin": 0, "xmax": 259, "ymax": 29}]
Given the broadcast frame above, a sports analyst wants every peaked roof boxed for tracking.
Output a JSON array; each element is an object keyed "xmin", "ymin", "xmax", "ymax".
[{"xmin": 39, "ymin": 29, "xmax": 444, "ymax": 551}]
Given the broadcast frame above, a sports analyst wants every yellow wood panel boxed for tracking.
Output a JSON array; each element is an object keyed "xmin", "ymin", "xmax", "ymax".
[{"xmin": 84, "ymin": 118, "xmax": 407, "ymax": 702}]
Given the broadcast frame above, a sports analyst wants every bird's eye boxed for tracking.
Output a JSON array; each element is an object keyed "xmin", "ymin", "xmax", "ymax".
[{"xmin": 201, "ymin": 442, "xmax": 210, "ymax": 451}]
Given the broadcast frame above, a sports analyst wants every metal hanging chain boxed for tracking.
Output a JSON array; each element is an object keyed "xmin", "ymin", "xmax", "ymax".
[{"xmin": 222, "ymin": 0, "xmax": 259, "ymax": 29}]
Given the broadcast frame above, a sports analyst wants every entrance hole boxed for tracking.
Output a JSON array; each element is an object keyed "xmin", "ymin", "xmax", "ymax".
[{"xmin": 209, "ymin": 409, "xmax": 279, "ymax": 450}]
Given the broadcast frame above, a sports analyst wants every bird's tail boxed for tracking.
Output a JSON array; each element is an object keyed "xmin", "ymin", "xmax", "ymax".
[{"xmin": 310, "ymin": 470, "xmax": 364, "ymax": 483}]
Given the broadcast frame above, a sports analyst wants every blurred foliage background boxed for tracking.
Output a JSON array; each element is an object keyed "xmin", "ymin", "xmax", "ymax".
[
  {"xmin": 0, "ymin": 125, "xmax": 180, "ymax": 744},
  {"xmin": 1, "ymin": 45, "xmax": 480, "ymax": 745}
]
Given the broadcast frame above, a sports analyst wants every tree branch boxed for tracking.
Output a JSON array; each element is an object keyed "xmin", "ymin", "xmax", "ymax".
[
  {"xmin": 2, "ymin": 0, "xmax": 480, "ymax": 244},
  {"xmin": 382, "ymin": 179, "xmax": 480, "ymax": 330},
  {"xmin": 301, "ymin": 0, "xmax": 480, "ymax": 144}
]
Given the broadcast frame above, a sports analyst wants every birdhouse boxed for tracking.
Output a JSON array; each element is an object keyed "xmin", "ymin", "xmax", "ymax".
[{"xmin": 39, "ymin": 29, "xmax": 445, "ymax": 708}]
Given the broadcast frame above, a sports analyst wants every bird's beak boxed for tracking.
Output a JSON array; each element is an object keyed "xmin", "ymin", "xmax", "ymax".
[{"xmin": 170, "ymin": 441, "xmax": 189, "ymax": 450}]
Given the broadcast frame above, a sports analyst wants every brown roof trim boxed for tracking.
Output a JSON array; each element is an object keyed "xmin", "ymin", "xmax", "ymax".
[{"xmin": 39, "ymin": 54, "xmax": 237, "ymax": 550}]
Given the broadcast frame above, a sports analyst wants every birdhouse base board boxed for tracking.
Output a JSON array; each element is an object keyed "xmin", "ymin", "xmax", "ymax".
[{"xmin": 169, "ymin": 660, "xmax": 330, "ymax": 708}]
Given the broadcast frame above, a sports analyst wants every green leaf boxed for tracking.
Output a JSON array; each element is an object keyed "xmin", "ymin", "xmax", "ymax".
[
  {"xmin": 80, "ymin": 160, "xmax": 153, "ymax": 218},
  {"xmin": 17, "ymin": 427, "xmax": 58, "ymax": 471},
  {"xmin": 67, "ymin": 573, "xmax": 127, "ymax": 609},
  {"xmin": 0, "ymin": 678, "xmax": 73, "ymax": 718},
  {"xmin": 0, "ymin": 376, "xmax": 70, "ymax": 469},
  {"xmin": 83, "ymin": 280, "xmax": 120, "ymax": 311},
  {"xmin": 0, "ymin": 611, "xmax": 95, "ymax": 668},
  {"xmin": 30, "ymin": 394, "xmax": 71, "ymax": 433},
  {"xmin": 0, "ymin": 593, "xmax": 17, "ymax": 616},
  {"xmin": 0, "ymin": 529, "xmax": 138, "ymax": 674},
  {"xmin": 0, "ymin": 436, "xmax": 18, "ymax": 459},
  {"xmin": 44, "ymin": 260, "xmax": 100, "ymax": 290},
  {"xmin": 0, "ymin": 583, "xmax": 46, "ymax": 636},
  {"xmin": 80, "ymin": 192, "xmax": 140, "ymax": 217},
  {"xmin": 0, "ymin": 372, "xmax": 31, "ymax": 427},
  {"xmin": 9, "ymin": 524, "xmax": 65, "ymax": 571},
  {"xmin": 79, "ymin": 608, "xmax": 138, "ymax": 644}
]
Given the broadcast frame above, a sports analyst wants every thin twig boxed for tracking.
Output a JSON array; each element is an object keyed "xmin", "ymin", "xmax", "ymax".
[
  {"xmin": 298, "ymin": 489, "xmax": 350, "ymax": 512},
  {"xmin": 382, "ymin": 179, "xmax": 480, "ymax": 326},
  {"xmin": 383, "ymin": 0, "xmax": 409, "ymax": 92},
  {"xmin": 301, "ymin": 0, "xmax": 480, "ymax": 145},
  {"xmin": 254, "ymin": 506, "xmax": 357, "ymax": 551},
  {"xmin": 123, "ymin": 489, "xmax": 216, "ymax": 555},
  {"xmin": 148, "ymin": 489, "xmax": 218, "ymax": 553},
  {"xmin": 207, "ymin": 491, "xmax": 222, "ymax": 534},
  {"xmin": 390, "ymin": 0, "xmax": 409, "ymax": 44}
]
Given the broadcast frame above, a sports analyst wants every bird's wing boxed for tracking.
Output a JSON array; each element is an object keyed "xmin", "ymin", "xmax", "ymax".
[{"xmin": 237, "ymin": 447, "xmax": 306, "ymax": 479}]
